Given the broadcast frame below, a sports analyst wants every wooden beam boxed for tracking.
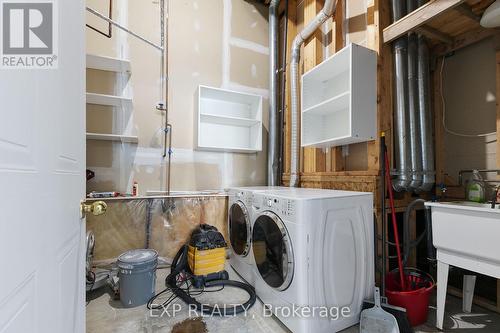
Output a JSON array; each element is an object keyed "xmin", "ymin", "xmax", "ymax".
[
  {"xmin": 416, "ymin": 25, "xmax": 453, "ymax": 44},
  {"xmin": 383, "ymin": 0, "xmax": 465, "ymax": 43},
  {"xmin": 454, "ymin": 3, "xmax": 481, "ymax": 22},
  {"xmin": 433, "ymin": 28, "xmax": 500, "ymax": 56}
]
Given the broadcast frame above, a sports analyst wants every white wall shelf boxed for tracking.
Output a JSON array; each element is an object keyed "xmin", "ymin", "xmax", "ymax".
[
  {"xmin": 86, "ymin": 54, "xmax": 131, "ymax": 73},
  {"xmin": 86, "ymin": 133, "xmax": 138, "ymax": 143},
  {"xmin": 196, "ymin": 85, "xmax": 262, "ymax": 153},
  {"xmin": 86, "ymin": 93, "xmax": 132, "ymax": 107},
  {"xmin": 301, "ymin": 43, "xmax": 377, "ymax": 148}
]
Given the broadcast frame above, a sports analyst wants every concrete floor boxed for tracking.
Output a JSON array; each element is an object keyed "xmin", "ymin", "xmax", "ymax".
[{"xmin": 87, "ymin": 267, "xmax": 500, "ymax": 333}]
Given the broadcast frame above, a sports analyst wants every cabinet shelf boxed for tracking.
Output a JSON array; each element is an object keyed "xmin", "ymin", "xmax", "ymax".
[
  {"xmin": 86, "ymin": 54, "xmax": 131, "ymax": 73},
  {"xmin": 303, "ymin": 91, "xmax": 350, "ymax": 115},
  {"xmin": 301, "ymin": 43, "xmax": 377, "ymax": 148},
  {"xmin": 86, "ymin": 133, "xmax": 138, "ymax": 143},
  {"xmin": 200, "ymin": 113, "xmax": 261, "ymax": 127},
  {"xmin": 196, "ymin": 85, "xmax": 262, "ymax": 153},
  {"xmin": 86, "ymin": 93, "xmax": 132, "ymax": 107}
]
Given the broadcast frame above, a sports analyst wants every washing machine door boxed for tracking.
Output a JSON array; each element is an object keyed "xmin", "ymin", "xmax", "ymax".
[
  {"xmin": 229, "ymin": 201, "xmax": 251, "ymax": 256},
  {"xmin": 252, "ymin": 211, "xmax": 294, "ymax": 291}
]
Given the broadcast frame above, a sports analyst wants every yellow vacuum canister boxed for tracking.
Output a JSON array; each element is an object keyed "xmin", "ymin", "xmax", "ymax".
[{"xmin": 187, "ymin": 224, "xmax": 228, "ymax": 287}]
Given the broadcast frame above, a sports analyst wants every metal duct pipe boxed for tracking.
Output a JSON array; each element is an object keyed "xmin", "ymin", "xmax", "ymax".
[
  {"xmin": 391, "ymin": 0, "xmax": 411, "ymax": 191},
  {"xmin": 279, "ymin": 0, "xmax": 289, "ymax": 183},
  {"xmin": 407, "ymin": 31, "xmax": 423, "ymax": 190},
  {"xmin": 268, "ymin": 0, "xmax": 280, "ymax": 186},
  {"xmin": 417, "ymin": 34, "xmax": 435, "ymax": 191},
  {"xmin": 289, "ymin": 0, "xmax": 337, "ymax": 187}
]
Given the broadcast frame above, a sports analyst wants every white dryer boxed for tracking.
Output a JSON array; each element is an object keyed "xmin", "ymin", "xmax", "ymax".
[
  {"xmin": 227, "ymin": 186, "xmax": 287, "ymax": 285},
  {"xmin": 251, "ymin": 188, "xmax": 374, "ymax": 333}
]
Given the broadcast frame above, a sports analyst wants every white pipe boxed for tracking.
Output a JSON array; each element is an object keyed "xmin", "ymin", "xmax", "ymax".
[{"xmin": 289, "ymin": 0, "xmax": 337, "ymax": 187}]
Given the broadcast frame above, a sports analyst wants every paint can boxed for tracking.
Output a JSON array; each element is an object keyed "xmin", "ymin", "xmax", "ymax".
[{"xmin": 117, "ymin": 249, "xmax": 158, "ymax": 308}]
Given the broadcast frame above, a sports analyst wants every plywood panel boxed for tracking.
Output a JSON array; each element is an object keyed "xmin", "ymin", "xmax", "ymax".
[{"xmin": 87, "ymin": 196, "xmax": 228, "ymax": 261}]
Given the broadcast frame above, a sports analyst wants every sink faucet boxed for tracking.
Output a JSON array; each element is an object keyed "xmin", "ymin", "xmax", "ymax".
[{"xmin": 492, "ymin": 185, "xmax": 500, "ymax": 209}]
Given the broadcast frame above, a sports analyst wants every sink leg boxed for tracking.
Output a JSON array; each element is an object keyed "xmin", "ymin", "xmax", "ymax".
[
  {"xmin": 463, "ymin": 275, "xmax": 476, "ymax": 313},
  {"xmin": 436, "ymin": 260, "xmax": 449, "ymax": 330}
]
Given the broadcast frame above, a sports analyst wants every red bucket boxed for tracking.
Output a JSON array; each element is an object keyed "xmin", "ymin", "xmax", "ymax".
[{"xmin": 385, "ymin": 268, "xmax": 435, "ymax": 326}]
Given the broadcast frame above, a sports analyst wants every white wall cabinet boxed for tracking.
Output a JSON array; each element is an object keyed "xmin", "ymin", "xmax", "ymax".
[
  {"xmin": 196, "ymin": 85, "xmax": 262, "ymax": 153},
  {"xmin": 301, "ymin": 43, "xmax": 377, "ymax": 148}
]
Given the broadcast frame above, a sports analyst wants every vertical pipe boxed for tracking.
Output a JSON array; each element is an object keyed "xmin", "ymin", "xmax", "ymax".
[
  {"xmin": 160, "ymin": 0, "xmax": 171, "ymax": 195},
  {"xmin": 279, "ymin": 0, "xmax": 289, "ymax": 184},
  {"xmin": 268, "ymin": 0, "xmax": 280, "ymax": 186},
  {"xmin": 407, "ymin": 29, "xmax": 423, "ymax": 190},
  {"xmin": 289, "ymin": 0, "xmax": 337, "ymax": 187},
  {"xmin": 417, "ymin": 34, "xmax": 435, "ymax": 191},
  {"xmin": 391, "ymin": 0, "xmax": 411, "ymax": 191}
]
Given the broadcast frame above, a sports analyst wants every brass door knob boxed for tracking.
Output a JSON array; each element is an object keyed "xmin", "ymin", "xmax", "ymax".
[{"xmin": 81, "ymin": 201, "xmax": 107, "ymax": 217}]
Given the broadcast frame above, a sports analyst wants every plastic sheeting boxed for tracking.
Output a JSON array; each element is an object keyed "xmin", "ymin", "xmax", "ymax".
[{"xmin": 86, "ymin": 196, "xmax": 228, "ymax": 261}]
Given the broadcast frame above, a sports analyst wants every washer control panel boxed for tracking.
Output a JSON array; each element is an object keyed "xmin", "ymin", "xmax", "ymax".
[
  {"xmin": 254, "ymin": 195, "xmax": 296, "ymax": 220},
  {"xmin": 232, "ymin": 191, "xmax": 253, "ymax": 208}
]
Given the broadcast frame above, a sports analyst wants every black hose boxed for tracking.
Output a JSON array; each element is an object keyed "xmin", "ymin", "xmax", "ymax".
[
  {"xmin": 403, "ymin": 198, "xmax": 432, "ymax": 265},
  {"xmin": 165, "ymin": 245, "xmax": 256, "ymax": 316}
]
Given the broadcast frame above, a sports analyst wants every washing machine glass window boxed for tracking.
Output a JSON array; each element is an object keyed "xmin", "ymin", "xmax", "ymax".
[
  {"xmin": 252, "ymin": 211, "xmax": 294, "ymax": 291},
  {"xmin": 229, "ymin": 201, "xmax": 251, "ymax": 256}
]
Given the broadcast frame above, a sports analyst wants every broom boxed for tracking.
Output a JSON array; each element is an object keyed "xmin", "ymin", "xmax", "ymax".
[{"xmin": 362, "ymin": 133, "xmax": 413, "ymax": 333}]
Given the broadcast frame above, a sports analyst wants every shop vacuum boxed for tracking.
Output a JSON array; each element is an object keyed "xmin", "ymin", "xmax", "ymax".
[{"xmin": 148, "ymin": 224, "xmax": 256, "ymax": 315}]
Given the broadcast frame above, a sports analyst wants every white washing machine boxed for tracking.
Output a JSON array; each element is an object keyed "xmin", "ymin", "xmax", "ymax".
[
  {"xmin": 251, "ymin": 188, "xmax": 374, "ymax": 333},
  {"xmin": 227, "ymin": 186, "xmax": 287, "ymax": 285}
]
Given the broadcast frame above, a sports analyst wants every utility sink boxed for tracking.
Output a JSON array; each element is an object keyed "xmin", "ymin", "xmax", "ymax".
[
  {"xmin": 425, "ymin": 201, "xmax": 500, "ymax": 269},
  {"xmin": 425, "ymin": 201, "xmax": 500, "ymax": 329}
]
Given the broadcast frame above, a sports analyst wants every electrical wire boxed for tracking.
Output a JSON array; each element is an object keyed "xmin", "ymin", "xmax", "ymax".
[{"xmin": 440, "ymin": 57, "xmax": 497, "ymax": 138}]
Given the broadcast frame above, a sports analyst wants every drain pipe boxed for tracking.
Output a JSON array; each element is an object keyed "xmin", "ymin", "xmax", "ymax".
[
  {"xmin": 289, "ymin": 0, "xmax": 337, "ymax": 187},
  {"xmin": 391, "ymin": 0, "xmax": 411, "ymax": 191},
  {"xmin": 417, "ymin": 35, "xmax": 435, "ymax": 192},
  {"xmin": 407, "ymin": 0, "xmax": 423, "ymax": 191},
  {"xmin": 268, "ymin": 0, "xmax": 280, "ymax": 186},
  {"xmin": 416, "ymin": 0, "xmax": 435, "ymax": 192}
]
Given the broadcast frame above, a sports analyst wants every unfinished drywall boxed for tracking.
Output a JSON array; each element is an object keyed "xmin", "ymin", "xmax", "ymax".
[
  {"xmin": 442, "ymin": 38, "xmax": 498, "ymax": 186},
  {"xmin": 85, "ymin": 0, "xmax": 269, "ymax": 195}
]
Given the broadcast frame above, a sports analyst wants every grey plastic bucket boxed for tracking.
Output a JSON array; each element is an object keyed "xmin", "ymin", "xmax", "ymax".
[{"xmin": 117, "ymin": 249, "xmax": 158, "ymax": 308}]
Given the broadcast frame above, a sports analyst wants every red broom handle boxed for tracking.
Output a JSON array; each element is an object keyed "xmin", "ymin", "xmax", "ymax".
[{"xmin": 384, "ymin": 149, "xmax": 406, "ymax": 290}]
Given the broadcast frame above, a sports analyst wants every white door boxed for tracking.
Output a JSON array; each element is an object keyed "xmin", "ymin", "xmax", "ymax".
[{"xmin": 0, "ymin": 1, "xmax": 86, "ymax": 332}]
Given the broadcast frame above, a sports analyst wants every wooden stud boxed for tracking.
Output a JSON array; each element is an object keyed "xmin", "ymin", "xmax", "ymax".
[
  {"xmin": 433, "ymin": 29, "xmax": 499, "ymax": 56},
  {"xmin": 415, "ymin": 25, "xmax": 454, "ymax": 44},
  {"xmin": 302, "ymin": 0, "xmax": 326, "ymax": 174},
  {"xmin": 331, "ymin": 0, "xmax": 346, "ymax": 172},
  {"xmin": 454, "ymin": 3, "xmax": 481, "ymax": 22}
]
